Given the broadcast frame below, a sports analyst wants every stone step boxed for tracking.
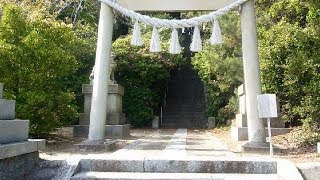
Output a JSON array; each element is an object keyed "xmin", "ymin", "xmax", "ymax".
[
  {"xmin": 71, "ymin": 172, "xmax": 278, "ymax": 180},
  {"xmin": 71, "ymin": 157, "xmax": 277, "ymax": 175}
]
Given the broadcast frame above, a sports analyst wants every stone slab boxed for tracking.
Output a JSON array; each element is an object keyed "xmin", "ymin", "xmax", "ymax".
[
  {"xmin": 71, "ymin": 172, "xmax": 278, "ymax": 180},
  {"xmin": 76, "ymin": 156, "xmax": 277, "ymax": 174},
  {"xmin": 0, "ymin": 139, "xmax": 45, "ymax": 159},
  {"xmin": 318, "ymin": 142, "xmax": 320, "ymax": 154},
  {"xmin": 0, "ymin": 151, "xmax": 39, "ymax": 180},
  {"xmin": 0, "ymin": 83, "xmax": 3, "ymax": 99},
  {"xmin": 231, "ymin": 126, "xmax": 293, "ymax": 141},
  {"xmin": 0, "ymin": 99, "xmax": 15, "ymax": 120},
  {"xmin": 75, "ymin": 140, "xmax": 116, "ymax": 152},
  {"xmin": 82, "ymin": 84, "xmax": 124, "ymax": 95},
  {"xmin": 0, "ymin": 120, "xmax": 29, "ymax": 144},
  {"xmin": 73, "ymin": 124, "xmax": 130, "ymax": 139},
  {"xmin": 296, "ymin": 162, "xmax": 320, "ymax": 180},
  {"xmin": 241, "ymin": 142, "xmax": 281, "ymax": 154}
]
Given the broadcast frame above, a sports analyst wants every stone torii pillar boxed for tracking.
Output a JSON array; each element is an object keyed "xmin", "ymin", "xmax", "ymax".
[
  {"xmin": 240, "ymin": 0, "xmax": 266, "ymax": 144},
  {"xmin": 88, "ymin": 2, "xmax": 114, "ymax": 141}
]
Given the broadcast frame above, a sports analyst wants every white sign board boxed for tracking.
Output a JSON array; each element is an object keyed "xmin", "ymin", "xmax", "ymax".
[{"xmin": 257, "ymin": 94, "xmax": 278, "ymax": 118}]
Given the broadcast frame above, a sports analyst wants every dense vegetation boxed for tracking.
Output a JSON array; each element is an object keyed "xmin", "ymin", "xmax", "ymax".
[
  {"xmin": 0, "ymin": 0, "xmax": 319, "ymax": 144},
  {"xmin": 191, "ymin": 0, "xmax": 320, "ymax": 145}
]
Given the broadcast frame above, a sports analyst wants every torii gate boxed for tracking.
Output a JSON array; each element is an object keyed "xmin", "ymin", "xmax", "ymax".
[{"xmin": 88, "ymin": 0, "xmax": 266, "ymax": 144}]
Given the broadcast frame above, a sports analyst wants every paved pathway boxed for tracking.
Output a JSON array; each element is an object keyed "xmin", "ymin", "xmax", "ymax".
[{"xmin": 111, "ymin": 128, "xmax": 233, "ymax": 158}]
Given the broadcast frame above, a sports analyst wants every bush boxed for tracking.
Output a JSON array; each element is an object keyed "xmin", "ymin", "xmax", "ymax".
[
  {"xmin": 191, "ymin": 13, "xmax": 243, "ymax": 125},
  {"xmin": 0, "ymin": 4, "xmax": 87, "ymax": 137}
]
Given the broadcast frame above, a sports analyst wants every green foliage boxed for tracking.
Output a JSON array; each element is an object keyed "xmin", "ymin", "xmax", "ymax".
[
  {"xmin": 192, "ymin": 13, "xmax": 243, "ymax": 125},
  {"xmin": 113, "ymin": 29, "xmax": 184, "ymax": 127},
  {"xmin": 0, "ymin": 3, "xmax": 94, "ymax": 137},
  {"xmin": 257, "ymin": 0, "xmax": 320, "ymax": 129}
]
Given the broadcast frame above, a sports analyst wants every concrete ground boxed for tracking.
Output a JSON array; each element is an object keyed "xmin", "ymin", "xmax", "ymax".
[
  {"xmin": 26, "ymin": 128, "xmax": 320, "ymax": 179},
  {"xmin": 41, "ymin": 128, "xmax": 237, "ymax": 161}
]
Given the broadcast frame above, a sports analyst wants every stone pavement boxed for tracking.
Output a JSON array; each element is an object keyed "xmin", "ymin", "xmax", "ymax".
[{"xmin": 110, "ymin": 128, "xmax": 234, "ymax": 158}]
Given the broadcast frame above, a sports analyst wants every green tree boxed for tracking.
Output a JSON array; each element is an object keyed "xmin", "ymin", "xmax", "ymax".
[
  {"xmin": 192, "ymin": 12, "xmax": 243, "ymax": 124},
  {"xmin": 0, "ymin": 3, "xmax": 88, "ymax": 137}
]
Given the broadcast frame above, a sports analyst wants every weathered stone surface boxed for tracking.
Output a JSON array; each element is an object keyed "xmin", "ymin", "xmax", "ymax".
[
  {"xmin": 108, "ymin": 93, "xmax": 123, "ymax": 113},
  {"xmin": 79, "ymin": 113, "xmax": 90, "ymax": 125},
  {"xmin": 75, "ymin": 139, "xmax": 116, "ymax": 151},
  {"xmin": 231, "ymin": 126, "xmax": 292, "ymax": 141},
  {"xmin": 0, "ymin": 120, "xmax": 29, "ymax": 144},
  {"xmin": 78, "ymin": 158, "xmax": 144, "ymax": 173},
  {"xmin": 0, "ymin": 99, "xmax": 15, "ymax": 120},
  {"xmin": 296, "ymin": 162, "xmax": 320, "ymax": 180},
  {"xmin": 0, "ymin": 152, "xmax": 39, "ymax": 180},
  {"xmin": 76, "ymin": 156, "xmax": 277, "ymax": 174},
  {"xmin": 107, "ymin": 113, "xmax": 126, "ymax": 125},
  {"xmin": 0, "ymin": 83, "xmax": 3, "ymax": 99},
  {"xmin": 71, "ymin": 172, "xmax": 278, "ymax": 180},
  {"xmin": 74, "ymin": 124, "xmax": 130, "ymax": 139},
  {"xmin": 0, "ymin": 140, "xmax": 45, "ymax": 160},
  {"xmin": 26, "ymin": 160, "xmax": 63, "ymax": 180},
  {"xmin": 105, "ymin": 124, "xmax": 130, "ymax": 139}
]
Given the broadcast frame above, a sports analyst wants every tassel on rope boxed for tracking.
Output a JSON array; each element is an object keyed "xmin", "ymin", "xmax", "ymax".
[
  {"xmin": 190, "ymin": 26, "xmax": 202, "ymax": 52},
  {"xmin": 169, "ymin": 28, "xmax": 181, "ymax": 54},
  {"xmin": 210, "ymin": 18, "xmax": 223, "ymax": 45},
  {"xmin": 149, "ymin": 27, "xmax": 161, "ymax": 52},
  {"xmin": 131, "ymin": 21, "xmax": 143, "ymax": 46}
]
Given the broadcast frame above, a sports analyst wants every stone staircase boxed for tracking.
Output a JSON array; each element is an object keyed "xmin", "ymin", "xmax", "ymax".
[{"xmin": 161, "ymin": 65, "xmax": 206, "ymax": 128}]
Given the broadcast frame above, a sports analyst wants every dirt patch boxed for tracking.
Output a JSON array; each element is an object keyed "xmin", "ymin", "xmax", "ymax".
[
  {"xmin": 40, "ymin": 127, "xmax": 168, "ymax": 160},
  {"xmin": 210, "ymin": 126, "xmax": 320, "ymax": 163}
]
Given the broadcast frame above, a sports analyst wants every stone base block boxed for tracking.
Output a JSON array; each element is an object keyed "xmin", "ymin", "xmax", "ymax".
[
  {"xmin": 0, "ymin": 152, "xmax": 39, "ymax": 180},
  {"xmin": 152, "ymin": 116, "xmax": 159, "ymax": 129},
  {"xmin": 0, "ymin": 99, "xmax": 15, "ymax": 120},
  {"xmin": 234, "ymin": 114, "xmax": 247, "ymax": 127},
  {"xmin": 75, "ymin": 139, "xmax": 116, "ymax": 152},
  {"xmin": 79, "ymin": 113, "xmax": 126, "ymax": 126},
  {"xmin": 73, "ymin": 124, "xmax": 130, "ymax": 139},
  {"xmin": 241, "ymin": 142, "xmax": 281, "ymax": 154},
  {"xmin": 0, "ymin": 139, "xmax": 45, "ymax": 160},
  {"xmin": 0, "ymin": 120, "xmax": 29, "ymax": 144},
  {"xmin": 108, "ymin": 113, "xmax": 126, "ymax": 125},
  {"xmin": 231, "ymin": 126, "xmax": 293, "ymax": 141}
]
